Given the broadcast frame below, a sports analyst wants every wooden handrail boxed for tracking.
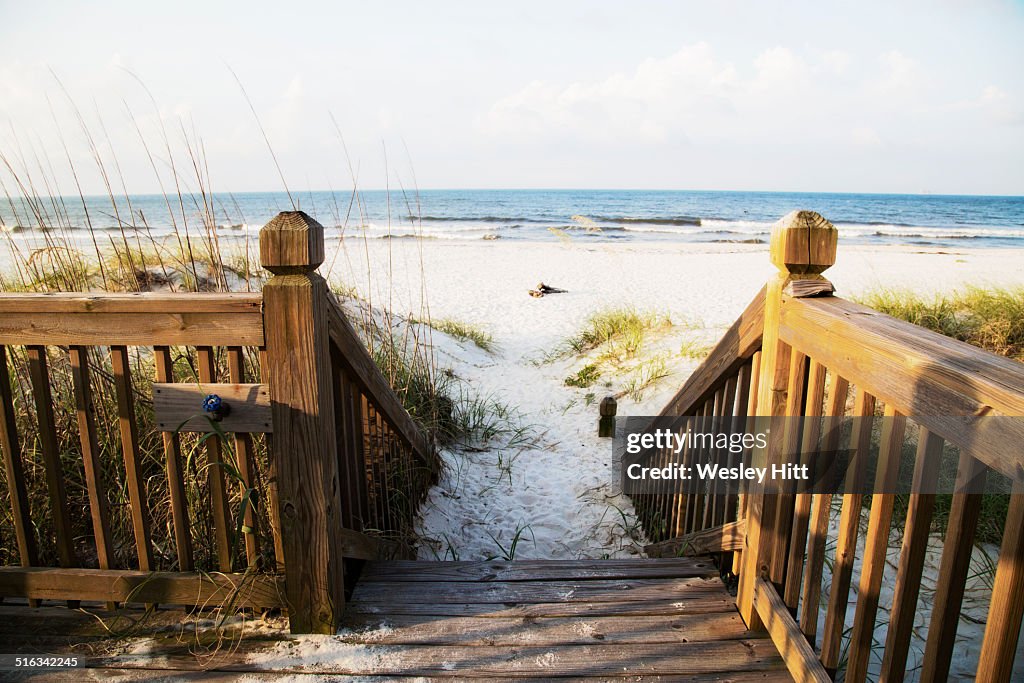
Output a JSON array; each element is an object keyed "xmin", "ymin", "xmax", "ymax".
[
  {"xmin": 325, "ymin": 295, "xmax": 435, "ymax": 465},
  {"xmin": 779, "ymin": 293, "xmax": 1024, "ymax": 482},
  {"xmin": 659, "ymin": 286, "xmax": 765, "ymax": 418},
  {"xmin": 0, "ymin": 292, "xmax": 264, "ymax": 346}
]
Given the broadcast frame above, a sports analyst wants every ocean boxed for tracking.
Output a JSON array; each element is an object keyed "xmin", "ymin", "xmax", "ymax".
[{"xmin": 3, "ymin": 189, "xmax": 1023, "ymax": 248}]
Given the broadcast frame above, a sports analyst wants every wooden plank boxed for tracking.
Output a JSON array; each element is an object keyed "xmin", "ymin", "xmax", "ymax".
[
  {"xmin": 767, "ymin": 347, "xmax": 807, "ymax": 587},
  {"xmin": 153, "ymin": 346, "xmax": 194, "ymax": 571},
  {"xmin": 326, "ymin": 296, "xmax": 434, "ymax": 467},
  {"xmin": 659, "ymin": 287, "xmax": 766, "ymax": 417},
  {"xmin": 845, "ymin": 405, "xmax": 906, "ymax": 683},
  {"xmin": 26, "ymin": 346, "xmax": 78, "ymax": 570},
  {"xmin": 0, "ymin": 346, "xmax": 39, "ymax": 578},
  {"xmin": 0, "ymin": 292, "xmax": 263, "ymax": 313},
  {"xmin": 261, "ymin": 211, "xmax": 347, "ymax": 634},
  {"xmin": 196, "ymin": 347, "xmax": 234, "ymax": 572},
  {"xmin": 783, "ymin": 357, "xmax": 826, "ymax": 609},
  {"xmin": 0, "ymin": 313, "xmax": 263, "ymax": 348},
  {"xmin": 644, "ymin": 520, "xmax": 746, "ymax": 558},
  {"xmin": 259, "ymin": 348, "xmax": 286, "ymax": 571},
  {"xmin": 361, "ymin": 558, "xmax": 717, "ymax": 583},
  {"xmin": 153, "ymin": 382, "xmax": 272, "ymax": 433},
  {"xmin": 779, "ymin": 295, "xmax": 1024, "ymax": 482},
  {"xmin": 879, "ymin": 427, "xmax": 943, "ymax": 682},
  {"xmin": 69, "ymin": 345, "xmax": 116, "ymax": 610},
  {"xmin": 337, "ymin": 527, "xmax": 395, "ymax": 561},
  {"xmin": 90, "ymin": 640, "xmax": 787, "ymax": 677},
  {"xmin": 753, "ymin": 577, "xmax": 831, "ymax": 683},
  {"xmin": 340, "ymin": 612, "xmax": 751, "ymax": 646},
  {"xmin": 351, "ymin": 577, "xmax": 725, "ymax": 605},
  {"xmin": 919, "ymin": 453, "xmax": 986, "ymax": 683},
  {"xmin": 346, "ymin": 596, "xmax": 739, "ymax": 618},
  {"xmin": 820, "ymin": 387, "xmax": 875, "ymax": 673},
  {"xmin": 799, "ymin": 373, "xmax": 849, "ymax": 644},
  {"xmin": 110, "ymin": 345, "xmax": 154, "ymax": 572},
  {"xmin": 228, "ymin": 347, "xmax": 261, "ymax": 568},
  {"xmin": 976, "ymin": 486, "xmax": 1024, "ymax": 683},
  {"xmin": 0, "ymin": 567, "xmax": 284, "ymax": 608}
]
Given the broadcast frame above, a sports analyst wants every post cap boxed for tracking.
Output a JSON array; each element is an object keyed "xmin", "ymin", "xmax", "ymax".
[
  {"xmin": 599, "ymin": 396, "xmax": 618, "ymax": 416},
  {"xmin": 259, "ymin": 211, "xmax": 326, "ymax": 273},
  {"xmin": 769, "ymin": 210, "xmax": 837, "ymax": 276}
]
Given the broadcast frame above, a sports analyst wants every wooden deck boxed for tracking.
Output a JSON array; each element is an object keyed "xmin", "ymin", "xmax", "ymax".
[{"xmin": 0, "ymin": 558, "xmax": 791, "ymax": 681}]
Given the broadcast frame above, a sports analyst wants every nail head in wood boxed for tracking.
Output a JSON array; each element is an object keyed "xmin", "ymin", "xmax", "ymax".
[{"xmin": 259, "ymin": 211, "xmax": 326, "ymax": 273}]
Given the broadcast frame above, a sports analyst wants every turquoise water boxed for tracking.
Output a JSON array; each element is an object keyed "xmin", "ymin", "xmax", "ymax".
[{"xmin": 3, "ymin": 189, "xmax": 1023, "ymax": 248}]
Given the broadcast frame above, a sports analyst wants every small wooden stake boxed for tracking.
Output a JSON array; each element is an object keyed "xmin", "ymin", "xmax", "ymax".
[{"xmin": 598, "ymin": 396, "xmax": 617, "ymax": 438}]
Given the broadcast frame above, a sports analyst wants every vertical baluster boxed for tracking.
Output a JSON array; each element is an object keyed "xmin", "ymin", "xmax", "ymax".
[
  {"xmin": 258, "ymin": 348, "xmax": 286, "ymax": 571},
  {"xmin": 766, "ymin": 346, "xmax": 806, "ymax": 587},
  {"xmin": 344, "ymin": 374, "xmax": 370, "ymax": 531},
  {"xmin": 713, "ymin": 375, "xmax": 739, "ymax": 529},
  {"xmin": 783, "ymin": 356, "xmax": 824, "ymax": 609},
  {"xmin": 919, "ymin": 452, "xmax": 986, "ymax": 682},
  {"xmin": 154, "ymin": 346, "xmax": 194, "ymax": 571},
  {"xmin": 197, "ymin": 346, "xmax": 233, "ymax": 571},
  {"xmin": 69, "ymin": 346, "xmax": 116, "ymax": 610},
  {"xmin": 672, "ymin": 415, "xmax": 694, "ymax": 537},
  {"xmin": 0, "ymin": 346, "xmax": 39, "ymax": 606},
  {"xmin": 846, "ymin": 404, "xmax": 907, "ymax": 683},
  {"xmin": 27, "ymin": 346, "xmax": 78, "ymax": 580},
  {"xmin": 330, "ymin": 350, "xmax": 356, "ymax": 530},
  {"xmin": 800, "ymin": 373, "xmax": 849, "ymax": 643},
  {"xmin": 228, "ymin": 346, "xmax": 261, "ymax": 568},
  {"xmin": 110, "ymin": 345, "xmax": 154, "ymax": 573},
  {"xmin": 820, "ymin": 387, "xmax": 875, "ymax": 675},
  {"xmin": 976, "ymin": 483, "xmax": 1024, "ymax": 683},
  {"xmin": 879, "ymin": 427, "xmax": 942, "ymax": 682},
  {"xmin": 733, "ymin": 352, "xmax": 762, "ymax": 577}
]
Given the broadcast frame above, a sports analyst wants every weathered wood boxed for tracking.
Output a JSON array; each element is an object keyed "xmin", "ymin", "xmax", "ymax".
[
  {"xmin": 337, "ymin": 527, "xmax": 398, "ymax": 561},
  {"xmin": 0, "ymin": 567, "xmax": 284, "ymax": 608},
  {"xmin": 919, "ymin": 453, "xmax": 986, "ymax": 683},
  {"xmin": 360, "ymin": 558, "xmax": 717, "ymax": 583},
  {"xmin": 645, "ymin": 520, "xmax": 746, "ymax": 558},
  {"xmin": 153, "ymin": 381, "xmax": 272, "ymax": 433},
  {"xmin": 261, "ymin": 211, "xmax": 346, "ymax": 634},
  {"xmin": 341, "ymin": 612, "xmax": 750, "ymax": 646},
  {"xmin": 153, "ymin": 346, "xmax": 194, "ymax": 571},
  {"xmin": 0, "ymin": 346, "xmax": 39, "ymax": 577},
  {"xmin": 0, "ymin": 293, "xmax": 264, "ymax": 347},
  {"xmin": 779, "ymin": 294, "xmax": 1024, "ymax": 482},
  {"xmin": 820, "ymin": 387, "xmax": 875, "ymax": 673},
  {"xmin": 845, "ymin": 405, "xmax": 906, "ymax": 683},
  {"xmin": 110, "ymin": 345, "xmax": 154, "ymax": 573},
  {"xmin": 346, "ymin": 597, "xmax": 739, "ymax": 618},
  {"xmin": 752, "ymin": 577, "xmax": 831, "ymax": 683},
  {"xmin": 196, "ymin": 347, "xmax": 234, "ymax": 572},
  {"xmin": 879, "ymin": 427, "xmax": 943, "ymax": 682},
  {"xmin": 92, "ymin": 640, "xmax": 786, "ymax": 677},
  {"xmin": 26, "ymin": 346, "xmax": 78, "ymax": 571},
  {"xmin": 352, "ymin": 577, "xmax": 726, "ymax": 605},
  {"xmin": 976, "ymin": 485, "xmax": 1024, "ymax": 683},
  {"xmin": 228, "ymin": 347, "xmax": 261, "ymax": 567},
  {"xmin": 732, "ymin": 352, "xmax": 762, "ymax": 577},
  {"xmin": 660, "ymin": 287, "xmax": 765, "ymax": 418},
  {"xmin": 799, "ymin": 373, "xmax": 848, "ymax": 644},
  {"xmin": 69, "ymin": 345, "xmax": 116, "ymax": 606}
]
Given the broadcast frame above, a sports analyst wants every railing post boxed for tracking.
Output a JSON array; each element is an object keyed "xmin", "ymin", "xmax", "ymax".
[
  {"xmin": 598, "ymin": 396, "xmax": 617, "ymax": 437},
  {"xmin": 736, "ymin": 210, "xmax": 837, "ymax": 629},
  {"xmin": 260, "ymin": 211, "xmax": 346, "ymax": 634}
]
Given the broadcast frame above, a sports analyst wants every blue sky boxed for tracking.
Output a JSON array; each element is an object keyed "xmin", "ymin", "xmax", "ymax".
[{"xmin": 1, "ymin": 0, "xmax": 1022, "ymax": 194}]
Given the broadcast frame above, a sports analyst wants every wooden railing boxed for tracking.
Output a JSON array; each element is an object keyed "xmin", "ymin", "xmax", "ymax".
[
  {"xmin": 636, "ymin": 210, "xmax": 1024, "ymax": 683},
  {"xmin": 0, "ymin": 210, "xmax": 437, "ymax": 635}
]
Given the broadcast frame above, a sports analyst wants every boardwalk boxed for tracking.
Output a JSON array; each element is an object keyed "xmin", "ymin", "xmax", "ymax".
[{"xmin": 2, "ymin": 558, "xmax": 790, "ymax": 680}]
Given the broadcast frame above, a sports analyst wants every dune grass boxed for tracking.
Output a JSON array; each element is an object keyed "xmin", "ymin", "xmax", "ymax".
[
  {"xmin": 856, "ymin": 286, "xmax": 1024, "ymax": 360},
  {"xmin": 428, "ymin": 318, "xmax": 495, "ymax": 352}
]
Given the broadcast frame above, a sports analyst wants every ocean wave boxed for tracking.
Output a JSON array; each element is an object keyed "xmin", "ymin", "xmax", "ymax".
[{"xmin": 591, "ymin": 215, "xmax": 702, "ymax": 226}]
